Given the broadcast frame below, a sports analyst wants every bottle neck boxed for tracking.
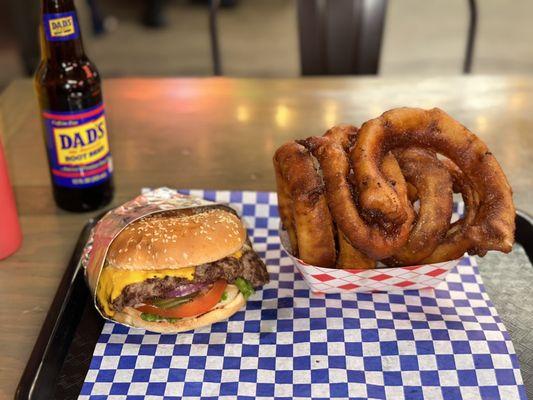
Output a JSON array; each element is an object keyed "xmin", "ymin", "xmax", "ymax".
[{"xmin": 39, "ymin": 0, "xmax": 85, "ymax": 61}]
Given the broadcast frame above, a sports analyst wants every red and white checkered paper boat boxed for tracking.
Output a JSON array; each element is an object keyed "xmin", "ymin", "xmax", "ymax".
[{"xmin": 280, "ymin": 227, "xmax": 459, "ymax": 294}]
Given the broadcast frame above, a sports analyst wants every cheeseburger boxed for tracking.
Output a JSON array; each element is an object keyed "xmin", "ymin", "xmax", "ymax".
[{"xmin": 96, "ymin": 207, "xmax": 269, "ymax": 333}]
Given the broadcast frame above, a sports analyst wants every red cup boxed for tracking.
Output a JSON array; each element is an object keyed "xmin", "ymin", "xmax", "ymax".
[{"xmin": 0, "ymin": 138, "xmax": 22, "ymax": 260}]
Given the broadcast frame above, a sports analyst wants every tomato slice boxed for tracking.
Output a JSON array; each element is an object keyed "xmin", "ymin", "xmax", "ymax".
[{"xmin": 136, "ymin": 280, "xmax": 227, "ymax": 318}]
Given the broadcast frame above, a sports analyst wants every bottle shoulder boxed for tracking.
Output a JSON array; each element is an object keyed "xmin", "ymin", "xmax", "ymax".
[
  {"xmin": 35, "ymin": 57, "xmax": 103, "ymax": 110},
  {"xmin": 35, "ymin": 57, "xmax": 101, "ymax": 91}
]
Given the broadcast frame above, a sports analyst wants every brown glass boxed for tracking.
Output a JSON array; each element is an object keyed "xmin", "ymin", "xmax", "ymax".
[{"xmin": 34, "ymin": 0, "xmax": 113, "ymax": 212}]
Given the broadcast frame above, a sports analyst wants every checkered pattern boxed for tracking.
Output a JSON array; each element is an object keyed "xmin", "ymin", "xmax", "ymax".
[
  {"xmin": 79, "ymin": 190, "xmax": 526, "ymax": 400},
  {"xmin": 292, "ymin": 257, "xmax": 460, "ymax": 293}
]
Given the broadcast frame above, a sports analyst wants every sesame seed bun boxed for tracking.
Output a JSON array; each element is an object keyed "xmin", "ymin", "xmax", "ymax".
[
  {"xmin": 114, "ymin": 285, "xmax": 246, "ymax": 333},
  {"xmin": 106, "ymin": 207, "xmax": 246, "ymax": 271}
]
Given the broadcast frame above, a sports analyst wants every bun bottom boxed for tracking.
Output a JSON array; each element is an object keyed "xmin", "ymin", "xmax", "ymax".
[{"xmin": 114, "ymin": 292, "xmax": 246, "ymax": 334}]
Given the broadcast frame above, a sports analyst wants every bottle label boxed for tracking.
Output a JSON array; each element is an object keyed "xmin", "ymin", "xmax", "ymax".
[
  {"xmin": 43, "ymin": 11, "xmax": 80, "ymax": 42},
  {"xmin": 43, "ymin": 104, "xmax": 113, "ymax": 188}
]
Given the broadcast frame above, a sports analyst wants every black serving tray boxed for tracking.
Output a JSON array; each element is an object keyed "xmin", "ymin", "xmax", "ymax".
[
  {"xmin": 15, "ymin": 216, "xmax": 104, "ymax": 400},
  {"xmin": 15, "ymin": 211, "xmax": 533, "ymax": 400}
]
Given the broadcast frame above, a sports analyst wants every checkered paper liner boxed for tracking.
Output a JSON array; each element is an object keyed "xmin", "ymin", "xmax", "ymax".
[{"xmin": 80, "ymin": 190, "xmax": 526, "ymax": 400}]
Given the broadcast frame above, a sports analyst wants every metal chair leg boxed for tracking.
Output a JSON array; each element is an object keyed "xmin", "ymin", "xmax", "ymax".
[
  {"xmin": 464, "ymin": 0, "xmax": 477, "ymax": 74},
  {"xmin": 209, "ymin": 0, "xmax": 222, "ymax": 76}
]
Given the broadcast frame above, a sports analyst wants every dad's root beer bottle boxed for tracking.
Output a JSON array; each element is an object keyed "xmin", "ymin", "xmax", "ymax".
[{"xmin": 35, "ymin": 0, "xmax": 114, "ymax": 212}]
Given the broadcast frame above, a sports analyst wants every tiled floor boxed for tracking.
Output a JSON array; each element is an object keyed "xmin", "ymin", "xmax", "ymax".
[{"xmin": 1, "ymin": 0, "xmax": 533, "ymax": 87}]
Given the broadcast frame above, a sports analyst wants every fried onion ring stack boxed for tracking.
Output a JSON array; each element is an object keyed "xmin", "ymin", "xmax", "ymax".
[{"xmin": 273, "ymin": 107, "xmax": 515, "ymax": 268}]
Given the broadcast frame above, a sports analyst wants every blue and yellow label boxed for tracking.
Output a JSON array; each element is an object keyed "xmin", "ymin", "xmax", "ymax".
[
  {"xmin": 43, "ymin": 11, "xmax": 80, "ymax": 42},
  {"xmin": 43, "ymin": 104, "xmax": 113, "ymax": 188}
]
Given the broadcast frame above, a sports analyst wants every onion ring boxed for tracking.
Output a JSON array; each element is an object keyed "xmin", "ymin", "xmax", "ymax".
[
  {"xmin": 384, "ymin": 148, "xmax": 454, "ymax": 266},
  {"xmin": 274, "ymin": 126, "xmax": 380, "ymax": 268},
  {"xmin": 273, "ymin": 141, "xmax": 337, "ymax": 267},
  {"xmin": 322, "ymin": 123, "xmax": 359, "ymax": 150},
  {"xmin": 420, "ymin": 158, "xmax": 481, "ymax": 263},
  {"xmin": 336, "ymin": 230, "xmax": 376, "ymax": 269},
  {"xmin": 304, "ymin": 134, "xmax": 415, "ymax": 260},
  {"xmin": 351, "ymin": 107, "xmax": 515, "ymax": 255},
  {"xmin": 406, "ymin": 182, "xmax": 418, "ymax": 203},
  {"xmin": 322, "ymin": 125, "xmax": 377, "ymax": 269}
]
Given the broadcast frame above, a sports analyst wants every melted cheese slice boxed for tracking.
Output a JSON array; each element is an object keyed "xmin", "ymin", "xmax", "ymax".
[
  {"xmin": 96, "ymin": 250, "xmax": 244, "ymax": 316},
  {"xmin": 97, "ymin": 266, "xmax": 195, "ymax": 316}
]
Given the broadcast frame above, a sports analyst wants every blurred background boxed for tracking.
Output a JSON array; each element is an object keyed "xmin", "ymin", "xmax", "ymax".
[{"xmin": 1, "ymin": 0, "xmax": 533, "ymax": 89}]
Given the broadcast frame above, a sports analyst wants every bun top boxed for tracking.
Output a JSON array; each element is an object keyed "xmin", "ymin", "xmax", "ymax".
[{"xmin": 106, "ymin": 208, "xmax": 246, "ymax": 270}]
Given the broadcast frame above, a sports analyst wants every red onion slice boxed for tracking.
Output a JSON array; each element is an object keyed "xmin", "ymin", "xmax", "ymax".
[{"xmin": 163, "ymin": 283, "xmax": 208, "ymax": 298}]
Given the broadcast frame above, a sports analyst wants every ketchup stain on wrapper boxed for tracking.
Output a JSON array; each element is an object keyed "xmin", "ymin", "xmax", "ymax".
[{"xmin": 0, "ymin": 138, "xmax": 22, "ymax": 260}]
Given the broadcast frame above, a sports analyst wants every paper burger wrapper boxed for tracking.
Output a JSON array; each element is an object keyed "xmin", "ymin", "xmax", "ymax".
[
  {"xmin": 279, "ymin": 226, "xmax": 459, "ymax": 294},
  {"xmin": 81, "ymin": 187, "xmax": 235, "ymax": 326}
]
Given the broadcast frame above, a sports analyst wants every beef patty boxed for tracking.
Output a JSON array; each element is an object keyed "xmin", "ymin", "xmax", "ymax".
[{"xmin": 111, "ymin": 247, "xmax": 268, "ymax": 311}]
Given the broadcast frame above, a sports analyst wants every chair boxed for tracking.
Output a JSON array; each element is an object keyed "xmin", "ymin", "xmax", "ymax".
[
  {"xmin": 208, "ymin": 0, "xmax": 478, "ymax": 76},
  {"xmin": 296, "ymin": 0, "xmax": 387, "ymax": 75}
]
